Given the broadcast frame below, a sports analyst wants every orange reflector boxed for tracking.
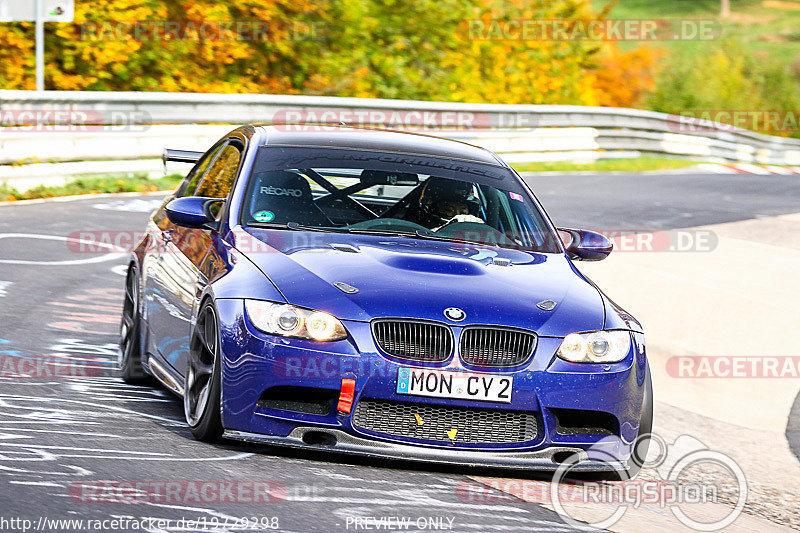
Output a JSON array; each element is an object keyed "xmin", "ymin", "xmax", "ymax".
[{"xmin": 337, "ymin": 378, "xmax": 356, "ymax": 413}]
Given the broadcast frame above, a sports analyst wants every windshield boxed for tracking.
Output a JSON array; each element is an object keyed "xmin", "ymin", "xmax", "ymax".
[{"xmin": 241, "ymin": 146, "xmax": 560, "ymax": 253}]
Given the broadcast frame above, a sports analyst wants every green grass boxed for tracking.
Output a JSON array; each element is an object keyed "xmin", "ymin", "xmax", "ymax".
[
  {"xmin": 593, "ymin": 0, "xmax": 800, "ymax": 65},
  {"xmin": 593, "ymin": 0, "xmax": 762, "ymax": 18},
  {"xmin": 512, "ymin": 156, "xmax": 699, "ymax": 173},
  {"xmin": 0, "ymin": 173, "xmax": 183, "ymax": 202}
]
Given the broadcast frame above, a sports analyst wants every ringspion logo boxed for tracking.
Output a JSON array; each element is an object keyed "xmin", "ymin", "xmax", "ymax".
[{"xmin": 458, "ymin": 433, "xmax": 747, "ymax": 531}]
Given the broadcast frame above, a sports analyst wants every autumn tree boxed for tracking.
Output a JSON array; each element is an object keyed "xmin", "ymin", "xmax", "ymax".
[{"xmin": 0, "ymin": 0, "xmax": 656, "ymax": 109}]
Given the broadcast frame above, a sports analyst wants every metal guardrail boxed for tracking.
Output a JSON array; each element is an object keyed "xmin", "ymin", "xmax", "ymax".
[{"xmin": 2, "ymin": 90, "xmax": 800, "ymax": 179}]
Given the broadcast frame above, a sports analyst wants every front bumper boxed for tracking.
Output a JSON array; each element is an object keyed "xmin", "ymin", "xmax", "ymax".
[
  {"xmin": 224, "ymin": 427, "xmax": 627, "ymax": 472},
  {"xmin": 216, "ymin": 299, "xmax": 648, "ymax": 469}
]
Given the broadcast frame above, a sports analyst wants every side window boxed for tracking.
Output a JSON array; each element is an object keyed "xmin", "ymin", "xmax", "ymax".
[
  {"xmin": 195, "ymin": 143, "xmax": 242, "ymax": 199},
  {"xmin": 178, "ymin": 142, "xmax": 227, "ymax": 198}
]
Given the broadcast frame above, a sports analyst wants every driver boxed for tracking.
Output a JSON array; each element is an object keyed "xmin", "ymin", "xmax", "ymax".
[{"xmin": 411, "ymin": 177, "xmax": 485, "ymax": 230}]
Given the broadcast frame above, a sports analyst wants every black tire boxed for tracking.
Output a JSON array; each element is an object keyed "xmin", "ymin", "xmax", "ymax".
[
  {"xmin": 119, "ymin": 265, "xmax": 147, "ymax": 383},
  {"xmin": 184, "ymin": 301, "xmax": 224, "ymax": 442}
]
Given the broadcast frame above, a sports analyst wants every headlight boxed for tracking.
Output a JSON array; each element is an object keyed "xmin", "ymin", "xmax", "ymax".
[
  {"xmin": 557, "ymin": 330, "xmax": 631, "ymax": 363},
  {"xmin": 245, "ymin": 300, "xmax": 347, "ymax": 341}
]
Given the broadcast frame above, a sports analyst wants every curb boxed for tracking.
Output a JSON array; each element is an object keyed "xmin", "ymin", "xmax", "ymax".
[{"xmin": 521, "ymin": 163, "xmax": 800, "ymax": 176}]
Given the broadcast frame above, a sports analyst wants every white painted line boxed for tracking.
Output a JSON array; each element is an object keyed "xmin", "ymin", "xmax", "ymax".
[
  {"xmin": 8, "ymin": 481, "xmax": 63, "ymax": 487},
  {"xmin": 0, "ymin": 190, "xmax": 169, "ymax": 208},
  {"xmin": 92, "ymin": 198, "xmax": 164, "ymax": 212},
  {"xmin": 0, "ymin": 281, "xmax": 10, "ymax": 297},
  {"xmin": 0, "ymin": 233, "xmax": 126, "ymax": 265}
]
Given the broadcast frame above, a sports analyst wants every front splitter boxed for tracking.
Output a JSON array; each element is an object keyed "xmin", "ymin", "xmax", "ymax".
[{"xmin": 224, "ymin": 427, "xmax": 625, "ymax": 472}]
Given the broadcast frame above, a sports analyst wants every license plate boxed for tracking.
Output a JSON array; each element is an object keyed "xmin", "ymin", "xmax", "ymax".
[{"xmin": 396, "ymin": 367, "xmax": 512, "ymax": 403}]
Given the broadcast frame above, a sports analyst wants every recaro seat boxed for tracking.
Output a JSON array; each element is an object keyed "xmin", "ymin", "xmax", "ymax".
[{"xmin": 247, "ymin": 170, "xmax": 332, "ymax": 226}]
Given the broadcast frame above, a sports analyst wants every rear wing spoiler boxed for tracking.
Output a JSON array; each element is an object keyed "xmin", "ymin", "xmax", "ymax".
[{"xmin": 162, "ymin": 148, "xmax": 203, "ymax": 165}]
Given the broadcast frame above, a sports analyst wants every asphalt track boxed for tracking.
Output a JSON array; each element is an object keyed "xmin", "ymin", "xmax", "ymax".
[
  {"xmin": 523, "ymin": 172, "xmax": 800, "ymax": 230},
  {"xmin": 0, "ymin": 172, "xmax": 797, "ymax": 532},
  {"xmin": 0, "ymin": 194, "xmax": 582, "ymax": 532},
  {"xmin": 524, "ymin": 172, "xmax": 800, "ymax": 468}
]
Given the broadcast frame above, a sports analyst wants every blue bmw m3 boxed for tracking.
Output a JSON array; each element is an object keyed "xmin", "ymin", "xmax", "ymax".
[{"xmin": 119, "ymin": 125, "xmax": 652, "ymax": 476}]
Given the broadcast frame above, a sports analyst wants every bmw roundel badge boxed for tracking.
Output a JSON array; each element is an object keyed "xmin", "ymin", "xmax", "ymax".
[{"xmin": 444, "ymin": 307, "xmax": 466, "ymax": 321}]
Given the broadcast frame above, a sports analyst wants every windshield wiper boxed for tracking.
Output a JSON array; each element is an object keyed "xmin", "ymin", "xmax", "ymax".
[
  {"xmin": 245, "ymin": 221, "xmax": 349, "ymax": 233},
  {"xmin": 285, "ymin": 222, "xmax": 351, "ymax": 233},
  {"xmin": 247, "ymin": 221, "xmax": 415, "ymax": 237},
  {"xmin": 405, "ymin": 230, "xmax": 474, "ymax": 245},
  {"xmin": 345, "ymin": 228, "xmax": 421, "ymax": 238},
  {"xmin": 250, "ymin": 221, "xmax": 493, "ymax": 244},
  {"xmin": 348, "ymin": 227, "xmax": 489, "ymax": 245},
  {"xmin": 292, "ymin": 222, "xmax": 424, "ymax": 238},
  {"xmin": 408, "ymin": 229, "xmax": 530, "ymax": 251}
]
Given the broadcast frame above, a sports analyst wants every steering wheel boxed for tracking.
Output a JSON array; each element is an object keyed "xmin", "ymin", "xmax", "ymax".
[{"xmin": 434, "ymin": 221, "xmax": 508, "ymax": 241}]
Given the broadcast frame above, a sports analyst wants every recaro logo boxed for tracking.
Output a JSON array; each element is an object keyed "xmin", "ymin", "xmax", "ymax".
[{"xmin": 260, "ymin": 186, "xmax": 303, "ymax": 197}]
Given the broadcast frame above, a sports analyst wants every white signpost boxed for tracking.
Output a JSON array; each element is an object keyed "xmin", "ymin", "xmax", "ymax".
[{"xmin": 0, "ymin": 0, "xmax": 75, "ymax": 91}]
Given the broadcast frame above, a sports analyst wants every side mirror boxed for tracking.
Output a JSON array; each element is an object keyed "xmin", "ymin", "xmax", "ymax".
[
  {"xmin": 165, "ymin": 197, "xmax": 225, "ymax": 229},
  {"xmin": 558, "ymin": 228, "xmax": 613, "ymax": 261}
]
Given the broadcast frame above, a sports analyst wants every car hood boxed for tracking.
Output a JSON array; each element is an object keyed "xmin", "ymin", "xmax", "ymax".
[{"xmin": 232, "ymin": 227, "xmax": 605, "ymax": 336}]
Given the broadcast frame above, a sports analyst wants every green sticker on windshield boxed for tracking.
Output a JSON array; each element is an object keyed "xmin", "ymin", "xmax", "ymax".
[{"xmin": 253, "ymin": 210, "xmax": 275, "ymax": 222}]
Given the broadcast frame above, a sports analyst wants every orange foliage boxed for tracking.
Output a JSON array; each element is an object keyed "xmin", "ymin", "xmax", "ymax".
[
  {"xmin": 593, "ymin": 46, "xmax": 663, "ymax": 108},
  {"xmin": 0, "ymin": 0, "xmax": 659, "ymax": 109}
]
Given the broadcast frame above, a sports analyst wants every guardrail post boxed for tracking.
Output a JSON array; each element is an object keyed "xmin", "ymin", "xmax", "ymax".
[{"xmin": 35, "ymin": 0, "xmax": 44, "ymax": 91}]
